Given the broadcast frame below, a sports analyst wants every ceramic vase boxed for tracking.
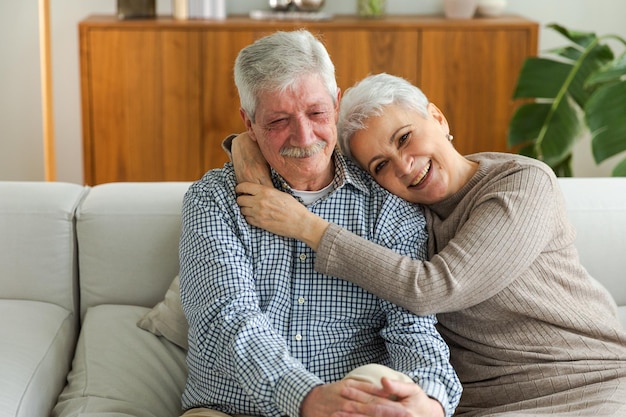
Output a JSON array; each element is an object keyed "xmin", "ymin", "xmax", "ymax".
[
  {"xmin": 443, "ymin": 0, "xmax": 477, "ymax": 19},
  {"xmin": 476, "ymin": 0, "xmax": 507, "ymax": 17}
]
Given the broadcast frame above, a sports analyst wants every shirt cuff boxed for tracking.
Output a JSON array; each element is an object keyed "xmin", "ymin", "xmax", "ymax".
[
  {"xmin": 420, "ymin": 379, "xmax": 455, "ymax": 417},
  {"xmin": 273, "ymin": 367, "xmax": 323, "ymax": 417}
]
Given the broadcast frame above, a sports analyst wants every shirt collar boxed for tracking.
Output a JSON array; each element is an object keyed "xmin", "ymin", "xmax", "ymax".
[{"xmin": 269, "ymin": 152, "xmax": 371, "ymax": 201}]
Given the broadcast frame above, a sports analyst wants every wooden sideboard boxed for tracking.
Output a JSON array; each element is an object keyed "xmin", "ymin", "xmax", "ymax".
[{"xmin": 79, "ymin": 15, "xmax": 538, "ymax": 185}]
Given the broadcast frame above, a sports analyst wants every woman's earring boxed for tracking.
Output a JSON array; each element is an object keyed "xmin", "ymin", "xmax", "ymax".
[{"xmin": 446, "ymin": 133, "xmax": 454, "ymax": 142}]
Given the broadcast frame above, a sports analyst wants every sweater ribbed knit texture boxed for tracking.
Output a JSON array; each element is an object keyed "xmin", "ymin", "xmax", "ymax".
[{"xmin": 315, "ymin": 153, "xmax": 626, "ymax": 416}]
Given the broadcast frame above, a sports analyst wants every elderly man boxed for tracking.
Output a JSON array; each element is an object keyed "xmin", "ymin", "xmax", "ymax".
[{"xmin": 178, "ymin": 30, "xmax": 461, "ymax": 417}]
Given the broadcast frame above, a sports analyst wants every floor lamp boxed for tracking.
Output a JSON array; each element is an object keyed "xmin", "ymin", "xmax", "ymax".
[{"xmin": 39, "ymin": 0, "xmax": 56, "ymax": 181}]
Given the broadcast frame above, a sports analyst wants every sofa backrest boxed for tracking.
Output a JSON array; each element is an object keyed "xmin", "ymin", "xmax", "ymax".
[
  {"xmin": 558, "ymin": 177, "xmax": 626, "ymax": 325},
  {"xmin": 71, "ymin": 179, "xmax": 624, "ymax": 325},
  {"xmin": 76, "ymin": 182, "xmax": 191, "ymax": 321},
  {"xmin": 0, "ymin": 181, "xmax": 86, "ymax": 315}
]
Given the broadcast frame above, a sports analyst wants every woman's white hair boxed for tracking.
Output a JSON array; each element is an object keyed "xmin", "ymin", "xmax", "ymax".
[
  {"xmin": 338, "ymin": 73, "xmax": 430, "ymax": 160},
  {"xmin": 234, "ymin": 30, "xmax": 338, "ymax": 123}
]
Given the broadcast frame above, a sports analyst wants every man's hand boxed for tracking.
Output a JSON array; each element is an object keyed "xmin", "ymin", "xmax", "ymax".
[
  {"xmin": 300, "ymin": 380, "xmax": 362, "ymax": 417},
  {"xmin": 231, "ymin": 132, "xmax": 272, "ymax": 186},
  {"xmin": 330, "ymin": 378, "xmax": 445, "ymax": 417}
]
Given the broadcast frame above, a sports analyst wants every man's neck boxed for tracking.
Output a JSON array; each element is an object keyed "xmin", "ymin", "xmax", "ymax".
[
  {"xmin": 292, "ymin": 182, "xmax": 334, "ymax": 205},
  {"xmin": 277, "ymin": 158, "xmax": 336, "ymax": 192}
]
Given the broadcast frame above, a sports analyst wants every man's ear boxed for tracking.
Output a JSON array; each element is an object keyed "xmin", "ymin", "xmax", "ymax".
[
  {"xmin": 239, "ymin": 108, "xmax": 257, "ymax": 141},
  {"xmin": 334, "ymin": 88, "xmax": 342, "ymax": 123}
]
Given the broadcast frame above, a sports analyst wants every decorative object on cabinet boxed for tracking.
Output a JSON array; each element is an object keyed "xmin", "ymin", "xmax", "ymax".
[
  {"xmin": 172, "ymin": 0, "xmax": 187, "ymax": 19},
  {"xmin": 476, "ymin": 0, "xmax": 506, "ymax": 17},
  {"xmin": 78, "ymin": 15, "xmax": 538, "ymax": 185},
  {"xmin": 249, "ymin": 9, "xmax": 332, "ymax": 20},
  {"xmin": 509, "ymin": 23, "xmax": 626, "ymax": 177},
  {"xmin": 293, "ymin": 0, "xmax": 326, "ymax": 12},
  {"xmin": 117, "ymin": 0, "xmax": 156, "ymax": 19},
  {"xmin": 269, "ymin": 0, "xmax": 294, "ymax": 11},
  {"xmin": 357, "ymin": 0, "xmax": 387, "ymax": 17},
  {"xmin": 172, "ymin": 0, "xmax": 225, "ymax": 19},
  {"xmin": 443, "ymin": 0, "xmax": 477, "ymax": 19}
]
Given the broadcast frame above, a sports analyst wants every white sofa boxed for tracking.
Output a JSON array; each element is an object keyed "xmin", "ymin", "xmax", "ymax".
[
  {"xmin": 0, "ymin": 178, "xmax": 625, "ymax": 417},
  {"xmin": 0, "ymin": 182, "xmax": 86, "ymax": 417},
  {"xmin": 1, "ymin": 182, "xmax": 190, "ymax": 417}
]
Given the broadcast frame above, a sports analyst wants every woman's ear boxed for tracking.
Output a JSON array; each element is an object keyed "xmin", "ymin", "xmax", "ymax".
[{"xmin": 428, "ymin": 103, "xmax": 450, "ymax": 133}]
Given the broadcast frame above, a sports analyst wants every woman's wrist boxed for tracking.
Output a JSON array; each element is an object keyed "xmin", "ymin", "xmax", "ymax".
[{"xmin": 300, "ymin": 215, "xmax": 330, "ymax": 251}]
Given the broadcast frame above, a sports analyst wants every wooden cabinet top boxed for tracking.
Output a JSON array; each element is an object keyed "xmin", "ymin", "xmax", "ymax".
[{"xmin": 80, "ymin": 14, "xmax": 538, "ymax": 31}]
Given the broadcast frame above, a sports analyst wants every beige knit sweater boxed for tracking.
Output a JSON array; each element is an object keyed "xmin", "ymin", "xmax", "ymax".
[{"xmin": 315, "ymin": 153, "xmax": 626, "ymax": 416}]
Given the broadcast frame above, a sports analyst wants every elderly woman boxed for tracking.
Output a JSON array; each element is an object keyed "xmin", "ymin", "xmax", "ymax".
[{"xmin": 232, "ymin": 73, "xmax": 626, "ymax": 416}]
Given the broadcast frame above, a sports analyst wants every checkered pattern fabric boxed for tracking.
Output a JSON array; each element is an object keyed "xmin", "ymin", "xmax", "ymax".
[{"xmin": 179, "ymin": 154, "xmax": 461, "ymax": 417}]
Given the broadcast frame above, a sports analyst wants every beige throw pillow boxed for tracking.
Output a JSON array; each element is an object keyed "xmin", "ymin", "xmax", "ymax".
[{"xmin": 137, "ymin": 275, "xmax": 189, "ymax": 350}]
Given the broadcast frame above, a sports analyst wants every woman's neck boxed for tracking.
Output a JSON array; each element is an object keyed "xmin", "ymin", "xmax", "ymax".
[{"xmin": 451, "ymin": 155, "xmax": 479, "ymax": 196}]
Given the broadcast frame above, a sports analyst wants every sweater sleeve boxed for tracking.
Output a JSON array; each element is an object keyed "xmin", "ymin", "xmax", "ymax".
[{"xmin": 315, "ymin": 165, "xmax": 559, "ymax": 315}]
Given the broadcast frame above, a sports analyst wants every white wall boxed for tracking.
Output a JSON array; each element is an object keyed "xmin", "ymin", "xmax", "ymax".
[{"xmin": 1, "ymin": 0, "xmax": 625, "ymax": 183}]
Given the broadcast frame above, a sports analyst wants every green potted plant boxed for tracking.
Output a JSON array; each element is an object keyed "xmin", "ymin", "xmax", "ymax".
[
  {"xmin": 357, "ymin": 0, "xmax": 386, "ymax": 17},
  {"xmin": 508, "ymin": 23, "xmax": 626, "ymax": 176}
]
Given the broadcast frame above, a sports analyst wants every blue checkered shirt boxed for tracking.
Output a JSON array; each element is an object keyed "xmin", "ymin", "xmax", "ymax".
[{"xmin": 179, "ymin": 153, "xmax": 462, "ymax": 417}]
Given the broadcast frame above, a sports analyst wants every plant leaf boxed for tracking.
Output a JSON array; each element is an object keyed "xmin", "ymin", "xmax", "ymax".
[
  {"xmin": 553, "ymin": 155, "xmax": 573, "ymax": 177},
  {"xmin": 517, "ymin": 144, "xmax": 538, "ymax": 159},
  {"xmin": 549, "ymin": 45, "xmax": 583, "ymax": 61},
  {"xmin": 612, "ymin": 157, "xmax": 626, "ymax": 177},
  {"xmin": 539, "ymin": 95, "xmax": 584, "ymax": 167},
  {"xmin": 508, "ymin": 102, "xmax": 550, "ymax": 148},
  {"xmin": 547, "ymin": 23, "xmax": 597, "ymax": 48},
  {"xmin": 549, "ymin": 42, "xmax": 612, "ymax": 64},
  {"xmin": 587, "ymin": 80, "xmax": 626, "ymax": 163},
  {"xmin": 566, "ymin": 43, "xmax": 614, "ymax": 108},
  {"xmin": 586, "ymin": 50, "xmax": 626, "ymax": 87},
  {"xmin": 513, "ymin": 44, "xmax": 611, "ymax": 109},
  {"xmin": 507, "ymin": 97, "xmax": 583, "ymax": 168},
  {"xmin": 513, "ymin": 58, "xmax": 571, "ymax": 99},
  {"xmin": 510, "ymin": 24, "xmax": 626, "ymax": 176}
]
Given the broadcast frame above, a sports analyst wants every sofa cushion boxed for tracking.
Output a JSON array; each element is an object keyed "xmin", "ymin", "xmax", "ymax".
[
  {"xmin": 0, "ymin": 300, "xmax": 75, "ymax": 417},
  {"xmin": 76, "ymin": 182, "xmax": 191, "ymax": 320},
  {"xmin": 558, "ymin": 177, "xmax": 626, "ymax": 327},
  {"xmin": 0, "ymin": 181, "xmax": 86, "ymax": 316},
  {"xmin": 137, "ymin": 275, "xmax": 189, "ymax": 350},
  {"xmin": 53, "ymin": 304, "xmax": 187, "ymax": 417}
]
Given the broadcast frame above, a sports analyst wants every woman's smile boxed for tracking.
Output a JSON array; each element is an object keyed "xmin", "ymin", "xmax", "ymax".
[{"xmin": 410, "ymin": 160, "xmax": 432, "ymax": 188}]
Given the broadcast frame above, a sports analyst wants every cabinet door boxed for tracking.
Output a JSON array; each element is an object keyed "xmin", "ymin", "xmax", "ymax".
[
  {"xmin": 82, "ymin": 28, "xmax": 203, "ymax": 184},
  {"xmin": 420, "ymin": 28, "xmax": 533, "ymax": 156},
  {"xmin": 320, "ymin": 29, "xmax": 419, "ymax": 92},
  {"xmin": 200, "ymin": 30, "xmax": 257, "ymax": 172},
  {"xmin": 198, "ymin": 28, "xmax": 420, "ymax": 172}
]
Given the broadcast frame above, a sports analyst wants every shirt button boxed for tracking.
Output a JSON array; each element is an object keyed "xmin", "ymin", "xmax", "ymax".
[
  {"xmin": 295, "ymin": 334, "xmax": 302, "ymax": 341},
  {"xmin": 299, "ymin": 254, "xmax": 307, "ymax": 261},
  {"xmin": 298, "ymin": 297, "xmax": 305, "ymax": 304}
]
